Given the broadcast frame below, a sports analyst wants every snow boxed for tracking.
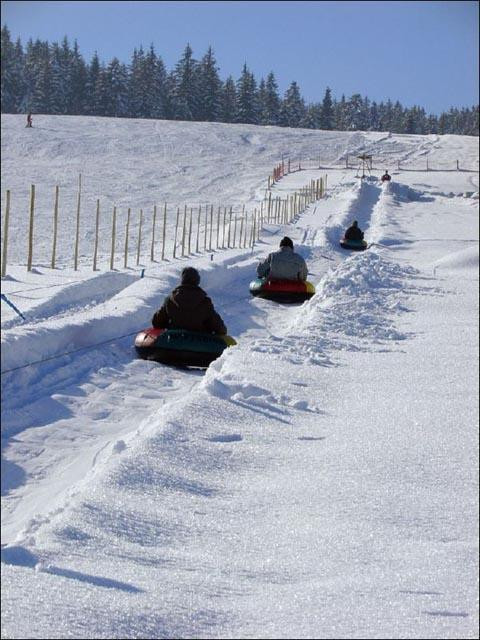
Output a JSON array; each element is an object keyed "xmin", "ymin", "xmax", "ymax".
[{"xmin": 1, "ymin": 115, "xmax": 479, "ymax": 639}]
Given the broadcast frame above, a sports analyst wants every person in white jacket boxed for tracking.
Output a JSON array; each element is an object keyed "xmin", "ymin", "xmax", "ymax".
[{"xmin": 257, "ymin": 236, "xmax": 308, "ymax": 281}]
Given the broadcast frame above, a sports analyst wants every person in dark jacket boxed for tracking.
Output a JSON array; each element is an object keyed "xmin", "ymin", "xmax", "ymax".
[
  {"xmin": 152, "ymin": 267, "xmax": 227, "ymax": 335},
  {"xmin": 257, "ymin": 236, "xmax": 308, "ymax": 281},
  {"xmin": 381, "ymin": 170, "xmax": 391, "ymax": 182},
  {"xmin": 344, "ymin": 220, "xmax": 364, "ymax": 241}
]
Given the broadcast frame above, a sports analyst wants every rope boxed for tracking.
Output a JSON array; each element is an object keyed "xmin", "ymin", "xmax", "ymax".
[
  {"xmin": 0, "ymin": 293, "xmax": 26, "ymax": 320},
  {"xmin": 1, "ymin": 330, "xmax": 139, "ymax": 376}
]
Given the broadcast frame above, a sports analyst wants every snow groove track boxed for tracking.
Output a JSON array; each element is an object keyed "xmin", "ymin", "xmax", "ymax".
[{"xmin": 1, "ymin": 174, "xmax": 389, "ymax": 548}]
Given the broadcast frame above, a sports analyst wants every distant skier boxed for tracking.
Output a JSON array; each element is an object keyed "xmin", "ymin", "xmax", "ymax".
[
  {"xmin": 344, "ymin": 220, "xmax": 364, "ymax": 242},
  {"xmin": 26, "ymin": 112, "xmax": 32, "ymax": 128},
  {"xmin": 381, "ymin": 170, "xmax": 391, "ymax": 182},
  {"xmin": 152, "ymin": 266, "xmax": 227, "ymax": 335},
  {"xmin": 257, "ymin": 236, "xmax": 308, "ymax": 281}
]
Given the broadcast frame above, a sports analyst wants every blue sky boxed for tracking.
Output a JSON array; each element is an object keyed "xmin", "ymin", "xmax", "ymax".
[{"xmin": 2, "ymin": 0, "xmax": 478, "ymax": 114}]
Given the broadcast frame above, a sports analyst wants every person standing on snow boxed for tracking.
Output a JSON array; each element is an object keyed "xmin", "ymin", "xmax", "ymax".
[
  {"xmin": 381, "ymin": 170, "xmax": 391, "ymax": 182},
  {"xmin": 344, "ymin": 220, "xmax": 364, "ymax": 241},
  {"xmin": 26, "ymin": 112, "xmax": 32, "ymax": 128},
  {"xmin": 152, "ymin": 266, "xmax": 227, "ymax": 335},
  {"xmin": 257, "ymin": 236, "xmax": 308, "ymax": 281}
]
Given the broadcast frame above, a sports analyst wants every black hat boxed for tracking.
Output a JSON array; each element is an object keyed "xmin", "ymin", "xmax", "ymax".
[
  {"xmin": 181, "ymin": 267, "xmax": 200, "ymax": 286},
  {"xmin": 280, "ymin": 236, "xmax": 293, "ymax": 249}
]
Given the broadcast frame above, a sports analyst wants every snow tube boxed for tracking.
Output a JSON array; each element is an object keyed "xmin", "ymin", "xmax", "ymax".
[
  {"xmin": 340, "ymin": 237, "xmax": 368, "ymax": 251},
  {"xmin": 249, "ymin": 278, "xmax": 315, "ymax": 303},
  {"xmin": 135, "ymin": 328, "xmax": 237, "ymax": 367}
]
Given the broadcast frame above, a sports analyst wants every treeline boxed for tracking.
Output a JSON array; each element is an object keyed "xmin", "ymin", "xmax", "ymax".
[{"xmin": 1, "ymin": 25, "xmax": 478, "ymax": 136}]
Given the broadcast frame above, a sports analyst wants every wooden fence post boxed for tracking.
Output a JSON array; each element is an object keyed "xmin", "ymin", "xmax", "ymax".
[
  {"xmin": 74, "ymin": 174, "xmax": 82, "ymax": 270},
  {"xmin": 124, "ymin": 207, "xmax": 130, "ymax": 268},
  {"xmin": 161, "ymin": 203, "xmax": 167, "ymax": 261},
  {"xmin": 209, "ymin": 204, "xmax": 213, "ymax": 251},
  {"xmin": 51, "ymin": 185, "xmax": 59, "ymax": 269},
  {"xmin": 251, "ymin": 212, "xmax": 257, "ymax": 247},
  {"xmin": 181, "ymin": 205, "xmax": 187, "ymax": 257},
  {"xmin": 110, "ymin": 206, "xmax": 117, "ymax": 270},
  {"xmin": 222, "ymin": 207, "xmax": 227, "ymax": 248},
  {"xmin": 136, "ymin": 209, "xmax": 143, "ymax": 265},
  {"xmin": 1, "ymin": 189, "xmax": 11, "ymax": 277},
  {"xmin": 173, "ymin": 207, "xmax": 180, "ymax": 258},
  {"xmin": 188, "ymin": 207, "xmax": 193, "ymax": 255},
  {"xmin": 227, "ymin": 206, "xmax": 233, "ymax": 247},
  {"xmin": 204, "ymin": 204, "xmax": 208, "ymax": 251},
  {"xmin": 93, "ymin": 199, "xmax": 100, "ymax": 271},
  {"xmin": 239, "ymin": 215, "xmax": 244, "ymax": 249},
  {"xmin": 196, "ymin": 205, "xmax": 201, "ymax": 253},
  {"xmin": 150, "ymin": 204, "xmax": 157, "ymax": 261},
  {"xmin": 216, "ymin": 206, "xmax": 221, "ymax": 249},
  {"xmin": 27, "ymin": 184, "xmax": 35, "ymax": 272},
  {"xmin": 233, "ymin": 214, "xmax": 238, "ymax": 247}
]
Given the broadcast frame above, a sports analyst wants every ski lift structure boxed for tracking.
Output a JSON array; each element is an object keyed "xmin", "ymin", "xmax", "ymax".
[{"xmin": 356, "ymin": 153, "xmax": 373, "ymax": 179}]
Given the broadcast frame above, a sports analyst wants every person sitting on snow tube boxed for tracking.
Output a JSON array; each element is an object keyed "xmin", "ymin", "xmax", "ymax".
[
  {"xmin": 381, "ymin": 170, "xmax": 391, "ymax": 182},
  {"xmin": 256, "ymin": 236, "xmax": 308, "ymax": 282},
  {"xmin": 344, "ymin": 220, "xmax": 364, "ymax": 242},
  {"xmin": 152, "ymin": 267, "xmax": 227, "ymax": 335}
]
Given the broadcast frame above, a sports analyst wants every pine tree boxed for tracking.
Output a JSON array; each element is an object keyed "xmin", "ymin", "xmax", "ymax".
[
  {"xmin": 320, "ymin": 87, "xmax": 334, "ymax": 129},
  {"xmin": 221, "ymin": 75, "xmax": 237, "ymax": 123},
  {"xmin": 263, "ymin": 72, "xmax": 280, "ymax": 125},
  {"xmin": 50, "ymin": 42, "xmax": 67, "ymax": 114},
  {"xmin": 103, "ymin": 57, "xmax": 129, "ymax": 117},
  {"xmin": 128, "ymin": 46, "xmax": 146, "ymax": 118},
  {"xmin": 198, "ymin": 46, "xmax": 222, "ymax": 122},
  {"xmin": 334, "ymin": 95, "xmax": 347, "ymax": 130},
  {"xmin": 70, "ymin": 40, "xmax": 87, "ymax": 115},
  {"xmin": 162, "ymin": 71, "xmax": 177, "ymax": 120},
  {"xmin": 301, "ymin": 103, "xmax": 321, "ymax": 129},
  {"xmin": 279, "ymin": 81, "xmax": 306, "ymax": 128},
  {"xmin": 85, "ymin": 52, "xmax": 101, "ymax": 115},
  {"xmin": 1, "ymin": 25, "xmax": 18, "ymax": 112},
  {"xmin": 236, "ymin": 63, "xmax": 258, "ymax": 124},
  {"xmin": 138, "ymin": 45, "xmax": 167, "ymax": 118},
  {"xmin": 257, "ymin": 78, "xmax": 268, "ymax": 125},
  {"xmin": 171, "ymin": 44, "xmax": 199, "ymax": 121},
  {"xmin": 369, "ymin": 101, "xmax": 379, "ymax": 131}
]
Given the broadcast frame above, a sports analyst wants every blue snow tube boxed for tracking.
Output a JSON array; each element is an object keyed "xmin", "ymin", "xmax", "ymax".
[{"xmin": 135, "ymin": 327, "xmax": 236, "ymax": 368}]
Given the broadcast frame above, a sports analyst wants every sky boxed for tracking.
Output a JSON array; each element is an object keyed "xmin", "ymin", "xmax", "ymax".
[{"xmin": 1, "ymin": 1, "xmax": 479, "ymax": 114}]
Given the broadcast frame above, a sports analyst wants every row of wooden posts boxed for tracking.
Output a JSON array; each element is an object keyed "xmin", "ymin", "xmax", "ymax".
[
  {"xmin": 346, "ymin": 156, "xmax": 466, "ymax": 171},
  {"xmin": 1, "ymin": 176, "xmax": 326, "ymax": 277},
  {"xmin": 267, "ymin": 158, "xmax": 306, "ymax": 189}
]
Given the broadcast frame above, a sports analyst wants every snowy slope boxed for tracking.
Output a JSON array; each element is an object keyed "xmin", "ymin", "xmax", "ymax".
[{"xmin": 1, "ymin": 115, "xmax": 479, "ymax": 639}]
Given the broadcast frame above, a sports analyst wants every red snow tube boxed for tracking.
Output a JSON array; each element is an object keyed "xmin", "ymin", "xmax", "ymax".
[{"xmin": 249, "ymin": 278, "xmax": 315, "ymax": 303}]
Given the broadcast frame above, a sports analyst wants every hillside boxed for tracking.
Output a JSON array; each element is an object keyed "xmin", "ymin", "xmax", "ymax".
[{"xmin": 1, "ymin": 115, "xmax": 479, "ymax": 639}]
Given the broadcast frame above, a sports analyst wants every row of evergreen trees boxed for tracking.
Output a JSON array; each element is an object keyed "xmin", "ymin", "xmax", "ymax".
[{"xmin": 1, "ymin": 26, "xmax": 478, "ymax": 136}]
